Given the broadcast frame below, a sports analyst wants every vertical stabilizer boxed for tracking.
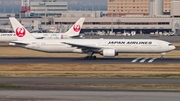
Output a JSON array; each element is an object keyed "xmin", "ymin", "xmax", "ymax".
[
  {"xmin": 9, "ymin": 17, "xmax": 35, "ymax": 41},
  {"xmin": 65, "ymin": 18, "xmax": 85, "ymax": 37}
]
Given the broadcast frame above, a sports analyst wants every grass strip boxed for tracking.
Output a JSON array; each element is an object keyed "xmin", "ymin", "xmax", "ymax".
[
  {"xmin": 1, "ymin": 73, "xmax": 180, "ymax": 78},
  {"xmin": 0, "ymin": 63, "xmax": 180, "ymax": 77},
  {"xmin": 0, "ymin": 63, "xmax": 180, "ymax": 71},
  {"xmin": 1, "ymin": 83, "xmax": 180, "ymax": 90},
  {"xmin": 0, "ymin": 84, "xmax": 24, "ymax": 89},
  {"xmin": 80, "ymin": 84, "xmax": 180, "ymax": 90}
]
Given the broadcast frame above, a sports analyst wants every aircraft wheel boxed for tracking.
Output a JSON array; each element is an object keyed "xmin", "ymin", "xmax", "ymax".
[
  {"xmin": 93, "ymin": 56, "xmax": 97, "ymax": 60},
  {"xmin": 84, "ymin": 56, "xmax": 88, "ymax": 60},
  {"xmin": 88, "ymin": 56, "xmax": 92, "ymax": 60},
  {"xmin": 84, "ymin": 56, "xmax": 97, "ymax": 60}
]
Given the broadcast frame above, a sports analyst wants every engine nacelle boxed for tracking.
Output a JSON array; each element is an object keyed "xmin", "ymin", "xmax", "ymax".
[{"xmin": 101, "ymin": 49, "xmax": 118, "ymax": 57}]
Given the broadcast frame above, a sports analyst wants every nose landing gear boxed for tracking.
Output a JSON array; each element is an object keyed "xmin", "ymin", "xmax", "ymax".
[{"xmin": 161, "ymin": 52, "xmax": 166, "ymax": 59}]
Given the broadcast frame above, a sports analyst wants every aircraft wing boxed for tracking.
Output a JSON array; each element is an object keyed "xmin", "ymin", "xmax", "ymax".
[
  {"xmin": 9, "ymin": 41, "xmax": 29, "ymax": 46},
  {"xmin": 62, "ymin": 42, "xmax": 101, "ymax": 50}
]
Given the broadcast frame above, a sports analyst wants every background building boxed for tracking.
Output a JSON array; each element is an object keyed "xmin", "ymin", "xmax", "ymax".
[
  {"xmin": 108, "ymin": 0, "xmax": 149, "ymax": 17},
  {"xmin": 107, "ymin": 0, "xmax": 176, "ymax": 17},
  {"xmin": 171, "ymin": 0, "xmax": 180, "ymax": 17},
  {"xmin": 30, "ymin": 0, "xmax": 68, "ymax": 17},
  {"xmin": 163, "ymin": 0, "xmax": 173, "ymax": 15},
  {"xmin": 149, "ymin": 0, "xmax": 163, "ymax": 16}
]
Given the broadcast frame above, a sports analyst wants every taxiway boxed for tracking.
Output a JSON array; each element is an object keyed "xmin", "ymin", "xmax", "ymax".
[
  {"xmin": 1, "ymin": 77, "xmax": 180, "ymax": 85},
  {"xmin": 0, "ymin": 90, "xmax": 180, "ymax": 101}
]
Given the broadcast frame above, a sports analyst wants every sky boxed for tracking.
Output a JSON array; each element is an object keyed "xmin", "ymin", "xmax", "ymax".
[{"xmin": 0, "ymin": 0, "xmax": 107, "ymax": 12}]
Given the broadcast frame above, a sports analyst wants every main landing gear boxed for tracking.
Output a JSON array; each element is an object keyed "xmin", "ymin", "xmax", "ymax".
[
  {"xmin": 84, "ymin": 51, "xmax": 97, "ymax": 60},
  {"xmin": 161, "ymin": 52, "xmax": 166, "ymax": 59},
  {"xmin": 84, "ymin": 56, "xmax": 97, "ymax": 60}
]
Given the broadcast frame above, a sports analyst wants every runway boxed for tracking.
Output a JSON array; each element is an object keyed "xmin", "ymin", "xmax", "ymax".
[
  {"xmin": 1, "ymin": 77, "xmax": 180, "ymax": 85},
  {"xmin": 1, "ymin": 90, "xmax": 180, "ymax": 101},
  {"xmin": 0, "ymin": 57, "xmax": 179, "ymax": 64}
]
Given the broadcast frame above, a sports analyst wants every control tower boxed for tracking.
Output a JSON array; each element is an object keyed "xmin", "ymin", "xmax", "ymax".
[{"xmin": 21, "ymin": 0, "xmax": 30, "ymax": 12}]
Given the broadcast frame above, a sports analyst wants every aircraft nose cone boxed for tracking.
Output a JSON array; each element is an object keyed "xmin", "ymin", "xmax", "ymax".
[
  {"xmin": 173, "ymin": 46, "xmax": 176, "ymax": 50},
  {"xmin": 170, "ymin": 45, "xmax": 176, "ymax": 51}
]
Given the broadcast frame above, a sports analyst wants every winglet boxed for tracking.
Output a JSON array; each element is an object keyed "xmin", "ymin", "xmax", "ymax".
[
  {"xmin": 9, "ymin": 17, "xmax": 35, "ymax": 41},
  {"xmin": 65, "ymin": 18, "xmax": 85, "ymax": 37}
]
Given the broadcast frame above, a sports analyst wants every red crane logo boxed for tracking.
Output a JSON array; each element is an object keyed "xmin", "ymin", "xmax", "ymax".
[
  {"xmin": 73, "ymin": 24, "xmax": 81, "ymax": 32},
  {"xmin": 15, "ymin": 27, "xmax": 26, "ymax": 37}
]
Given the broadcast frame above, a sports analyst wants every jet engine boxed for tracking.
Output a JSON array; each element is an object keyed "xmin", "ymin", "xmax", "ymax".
[{"xmin": 100, "ymin": 49, "xmax": 118, "ymax": 57}]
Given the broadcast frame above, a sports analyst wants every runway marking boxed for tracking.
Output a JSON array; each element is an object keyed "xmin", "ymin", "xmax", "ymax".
[
  {"xmin": 140, "ymin": 58, "xmax": 149, "ymax": 63},
  {"xmin": 148, "ymin": 58, "xmax": 157, "ymax": 63},
  {"xmin": 131, "ymin": 57, "xmax": 142, "ymax": 63}
]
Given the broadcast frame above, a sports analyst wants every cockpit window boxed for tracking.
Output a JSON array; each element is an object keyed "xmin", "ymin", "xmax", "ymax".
[{"xmin": 168, "ymin": 44, "xmax": 173, "ymax": 46}]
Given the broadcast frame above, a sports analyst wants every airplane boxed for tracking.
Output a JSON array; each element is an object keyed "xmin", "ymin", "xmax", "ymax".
[
  {"xmin": 0, "ymin": 17, "xmax": 85, "ymax": 42},
  {"xmin": 9, "ymin": 17, "xmax": 176, "ymax": 60}
]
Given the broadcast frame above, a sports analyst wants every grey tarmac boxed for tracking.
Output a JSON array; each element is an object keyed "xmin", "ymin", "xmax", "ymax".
[
  {"xmin": 0, "ymin": 90, "xmax": 180, "ymax": 101},
  {"xmin": 1, "ymin": 77, "xmax": 180, "ymax": 84},
  {"xmin": 0, "ymin": 57, "xmax": 179, "ymax": 64}
]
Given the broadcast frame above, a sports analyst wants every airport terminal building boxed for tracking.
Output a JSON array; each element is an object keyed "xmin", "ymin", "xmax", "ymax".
[
  {"xmin": 50, "ymin": 16, "xmax": 179, "ymax": 34},
  {"xmin": 1, "ymin": 15, "xmax": 177, "ymax": 35},
  {"xmin": 44, "ymin": 0, "xmax": 180, "ymax": 34}
]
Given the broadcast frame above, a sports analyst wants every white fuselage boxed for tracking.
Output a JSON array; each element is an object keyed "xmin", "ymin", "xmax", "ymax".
[
  {"xmin": 10, "ymin": 39, "xmax": 175, "ymax": 54},
  {"xmin": 0, "ymin": 33, "xmax": 70, "ymax": 42}
]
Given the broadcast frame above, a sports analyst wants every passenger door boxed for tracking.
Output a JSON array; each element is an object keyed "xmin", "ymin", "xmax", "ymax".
[{"xmin": 158, "ymin": 42, "xmax": 162, "ymax": 49}]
